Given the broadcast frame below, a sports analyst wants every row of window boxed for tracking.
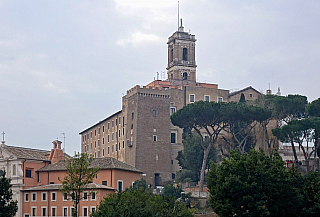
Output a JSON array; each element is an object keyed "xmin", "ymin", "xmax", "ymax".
[
  {"xmin": 84, "ymin": 127, "xmax": 125, "ymax": 146},
  {"xmin": 82, "ymin": 116, "xmax": 125, "ymax": 142},
  {"xmin": 85, "ymin": 140, "xmax": 126, "ymax": 157},
  {"xmin": 24, "ymin": 191, "xmax": 96, "ymax": 203},
  {"xmin": 24, "ymin": 206, "xmax": 95, "ymax": 217},
  {"xmin": 189, "ymin": 94, "xmax": 223, "ymax": 103}
]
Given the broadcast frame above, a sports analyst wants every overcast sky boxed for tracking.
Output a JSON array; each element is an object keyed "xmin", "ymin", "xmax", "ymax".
[{"xmin": 1, "ymin": 0, "xmax": 319, "ymax": 154}]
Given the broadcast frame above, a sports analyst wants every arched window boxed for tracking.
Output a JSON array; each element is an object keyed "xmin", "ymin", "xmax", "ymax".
[
  {"xmin": 183, "ymin": 48, "xmax": 188, "ymax": 61},
  {"xmin": 183, "ymin": 72, "xmax": 188, "ymax": 80},
  {"xmin": 170, "ymin": 49, "xmax": 173, "ymax": 63},
  {"xmin": 13, "ymin": 164, "xmax": 16, "ymax": 176},
  {"xmin": 171, "ymin": 74, "xmax": 173, "ymax": 79}
]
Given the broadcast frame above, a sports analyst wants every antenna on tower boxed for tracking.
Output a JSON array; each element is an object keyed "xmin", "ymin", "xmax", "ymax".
[{"xmin": 178, "ymin": 1, "xmax": 180, "ymax": 29}]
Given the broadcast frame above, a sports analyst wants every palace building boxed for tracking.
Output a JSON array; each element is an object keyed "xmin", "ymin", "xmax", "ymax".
[{"xmin": 79, "ymin": 23, "xmax": 261, "ymax": 186}]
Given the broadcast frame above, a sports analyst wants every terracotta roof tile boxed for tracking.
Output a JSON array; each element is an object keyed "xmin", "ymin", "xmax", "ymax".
[{"xmin": 37, "ymin": 157, "xmax": 143, "ymax": 173}]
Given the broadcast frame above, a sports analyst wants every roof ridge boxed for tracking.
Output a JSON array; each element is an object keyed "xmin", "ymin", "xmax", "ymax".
[{"xmin": 5, "ymin": 145, "xmax": 51, "ymax": 153}]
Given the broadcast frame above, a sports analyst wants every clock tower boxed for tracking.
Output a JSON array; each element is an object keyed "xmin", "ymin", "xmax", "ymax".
[{"xmin": 167, "ymin": 20, "xmax": 197, "ymax": 82}]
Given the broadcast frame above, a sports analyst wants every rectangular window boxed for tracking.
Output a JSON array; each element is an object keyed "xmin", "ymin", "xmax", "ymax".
[
  {"xmin": 153, "ymin": 110, "xmax": 156, "ymax": 116},
  {"xmin": 112, "ymin": 145, "xmax": 114, "ymax": 153},
  {"xmin": 91, "ymin": 191, "xmax": 96, "ymax": 201},
  {"xmin": 90, "ymin": 143, "xmax": 92, "ymax": 150},
  {"xmin": 189, "ymin": 94, "xmax": 195, "ymax": 103},
  {"xmin": 24, "ymin": 214, "xmax": 30, "ymax": 217},
  {"xmin": 70, "ymin": 207, "xmax": 75, "ymax": 217},
  {"xmin": 108, "ymin": 147, "xmax": 110, "ymax": 154},
  {"xmin": 51, "ymin": 207, "xmax": 56, "ymax": 217},
  {"xmin": 218, "ymin": 97, "xmax": 223, "ymax": 102},
  {"xmin": 153, "ymin": 135, "xmax": 157, "ymax": 142},
  {"xmin": 123, "ymin": 141, "xmax": 125, "ymax": 149},
  {"xmin": 95, "ymin": 130, "xmax": 96, "ymax": 136},
  {"xmin": 115, "ymin": 131, "xmax": 118, "ymax": 138},
  {"xmin": 119, "ymin": 117, "xmax": 121, "ymax": 125},
  {"xmin": 95, "ymin": 141, "xmax": 96, "ymax": 148},
  {"xmin": 42, "ymin": 207, "xmax": 47, "ymax": 217},
  {"xmin": 32, "ymin": 192, "xmax": 36, "ymax": 202},
  {"xmin": 42, "ymin": 192, "xmax": 47, "ymax": 202},
  {"xmin": 118, "ymin": 181, "xmax": 123, "ymax": 192},
  {"xmin": 132, "ymin": 112, "xmax": 134, "ymax": 120},
  {"xmin": 204, "ymin": 95, "xmax": 210, "ymax": 102},
  {"xmin": 98, "ymin": 140, "xmax": 100, "ymax": 146},
  {"xmin": 108, "ymin": 135, "xmax": 110, "ymax": 143},
  {"xmin": 103, "ymin": 137, "xmax": 104, "ymax": 145},
  {"xmin": 103, "ymin": 148, "xmax": 105, "ymax": 156},
  {"xmin": 119, "ymin": 130, "xmax": 121, "ymax": 138},
  {"xmin": 83, "ymin": 191, "xmax": 88, "ymax": 201},
  {"xmin": 31, "ymin": 207, "xmax": 36, "ymax": 216},
  {"xmin": 98, "ymin": 127, "xmax": 100, "ymax": 134},
  {"xmin": 122, "ymin": 128, "xmax": 125, "ymax": 136},
  {"xmin": 91, "ymin": 131, "xmax": 92, "ymax": 138},
  {"xmin": 102, "ymin": 181, "xmax": 107, "ymax": 186},
  {"xmin": 170, "ymin": 107, "xmax": 176, "ymax": 115},
  {"xmin": 63, "ymin": 193, "xmax": 68, "ymax": 201},
  {"xmin": 91, "ymin": 207, "xmax": 96, "ymax": 214},
  {"xmin": 25, "ymin": 193, "xmax": 30, "ymax": 202},
  {"xmin": 123, "ymin": 116, "xmax": 125, "ymax": 125},
  {"xmin": 98, "ymin": 150, "xmax": 100, "ymax": 157},
  {"xmin": 63, "ymin": 207, "xmax": 68, "ymax": 217},
  {"xmin": 115, "ymin": 118, "xmax": 118, "ymax": 125},
  {"xmin": 171, "ymin": 133, "xmax": 176, "ymax": 143},
  {"xmin": 112, "ymin": 133, "xmax": 114, "ymax": 141},
  {"xmin": 26, "ymin": 169, "xmax": 32, "ymax": 178},
  {"xmin": 112, "ymin": 120, "xmax": 114, "ymax": 128},
  {"xmin": 108, "ymin": 122, "xmax": 110, "ymax": 130},
  {"xmin": 51, "ymin": 192, "xmax": 56, "ymax": 201},
  {"xmin": 83, "ymin": 207, "xmax": 88, "ymax": 217},
  {"xmin": 103, "ymin": 125, "xmax": 105, "ymax": 132},
  {"xmin": 172, "ymin": 173, "xmax": 176, "ymax": 180}
]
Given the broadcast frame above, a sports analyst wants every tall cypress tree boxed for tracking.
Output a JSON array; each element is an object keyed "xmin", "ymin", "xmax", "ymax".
[{"xmin": 0, "ymin": 171, "xmax": 18, "ymax": 217}]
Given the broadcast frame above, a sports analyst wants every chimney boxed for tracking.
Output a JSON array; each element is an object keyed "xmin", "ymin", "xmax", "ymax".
[{"xmin": 49, "ymin": 140, "xmax": 65, "ymax": 164}]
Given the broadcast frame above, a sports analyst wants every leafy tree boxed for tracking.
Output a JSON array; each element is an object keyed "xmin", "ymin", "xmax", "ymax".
[
  {"xmin": 254, "ymin": 94, "xmax": 308, "ymax": 156},
  {"xmin": 60, "ymin": 153, "xmax": 99, "ymax": 217},
  {"xmin": 176, "ymin": 132, "xmax": 216, "ymax": 182},
  {"xmin": 207, "ymin": 149, "xmax": 306, "ymax": 217},
  {"xmin": 0, "ymin": 171, "xmax": 18, "ymax": 217},
  {"xmin": 130, "ymin": 179, "xmax": 149, "ymax": 192},
  {"xmin": 307, "ymin": 97, "xmax": 320, "ymax": 117},
  {"xmin": 239, "ymin": 93, "xmax": 246, "ymax": 103},
  {"xmin": 272, "ymin": 117, "xmax": 320, "ymax": 169},
  {"xmin": 92, "ymin": 188, "xmax": 194, "ymax": 217},
  {"xmin": 171, "ymin": 101, "xmax": 229, "ymax": 192},
  {"xmin": 224, "ymin": 102, "xmax": 271, "ymax": 154},
  {"xmin": 162, "ymin": 183, "xmax": 183, "ymax": 200}
]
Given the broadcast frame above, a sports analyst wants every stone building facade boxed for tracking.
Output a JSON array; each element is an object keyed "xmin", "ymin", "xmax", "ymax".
[{"xmin": 79, "ymin": 23, "xmax": 240, "ymax": 186}]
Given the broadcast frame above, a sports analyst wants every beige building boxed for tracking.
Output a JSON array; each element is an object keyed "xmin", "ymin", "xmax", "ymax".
[{"xmin": 79, "ymin": 23, "xmax": 261, "ymax": 186}]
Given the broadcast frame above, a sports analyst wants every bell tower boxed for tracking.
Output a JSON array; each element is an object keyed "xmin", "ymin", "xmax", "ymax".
[{"xmin": 167, "ymin": 20, "xmax": 197, "ymax": 82}]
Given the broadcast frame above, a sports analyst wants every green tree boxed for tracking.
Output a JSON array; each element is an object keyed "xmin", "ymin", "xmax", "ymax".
[
  {"xmin": 92, "ymin": 188, "xmax": 194, "ymax": 217},
  {"xmin": 239, "ymin": 93, "xmax": 246, "ymax": 103},
  {"xmin": 176, "ymin": 132, "xmax": 216, "ymax": 182},
  {"xmin": 0, "ymin": 171, "xmax": 18, "ymax": 217},
  {"xmin": 224, "ymin": 102, "xmax": 271, "ymax": 154},
  {"xmin": 171, "ymin": 101, "xmax": 229, "ymax": 192},
  {"xmin": 60, "ymin": 153, "xmax": 99, "ymax": 217},
  {"xmin": 162, "ymin": 183, "xmax": 183, "ymax": 200},
  {"xmin": 307, "ymin": 97, "xmax": 320, "ymax": 117},
  {"xmin": 272, "ymin": 117, "xmax": 320, "ymax": 169},
  {"xmin": 254, "ymin": 94, "xmax": 308, "ymax": 156},
  {"xmin": 207, "ymin": 149, "xmax": 306, "ymax": 217}
]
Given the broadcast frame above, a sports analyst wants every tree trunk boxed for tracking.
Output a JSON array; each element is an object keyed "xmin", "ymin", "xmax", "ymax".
[
  {"xmin": 291, "ymin": 140, "xmax": 298, "ymax": 161},
  {"xmin": 199, "ymin": 146, "xmax": 211, "ymax": 193}
]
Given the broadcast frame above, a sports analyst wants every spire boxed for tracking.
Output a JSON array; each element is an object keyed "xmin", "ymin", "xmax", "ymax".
[{"xmin": 178, "ymin": 18, "xmax": 184, "ymax": 32}]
